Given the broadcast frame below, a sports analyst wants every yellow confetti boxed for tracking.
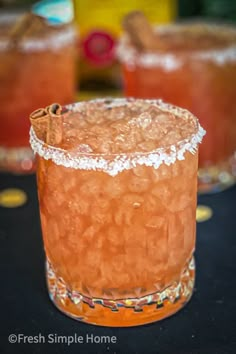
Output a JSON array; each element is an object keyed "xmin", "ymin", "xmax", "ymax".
[
  {"xmin": 196, "ymin": 205, "xmax": 213, "ymax": 222},
  {"xmin": 0, "ymin": 188, "xmax": 27, "ymax": 208}
]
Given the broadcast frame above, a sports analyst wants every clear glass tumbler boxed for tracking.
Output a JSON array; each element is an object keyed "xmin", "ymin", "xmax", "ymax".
[{"xmin": 30, "ymin": 98, "xmax": 205, "ymax": 326}]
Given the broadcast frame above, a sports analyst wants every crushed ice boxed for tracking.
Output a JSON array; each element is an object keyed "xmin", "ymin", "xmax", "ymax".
[{"xmin": 30, "ymin": 98, "xmax": 206, "ymax": 176}]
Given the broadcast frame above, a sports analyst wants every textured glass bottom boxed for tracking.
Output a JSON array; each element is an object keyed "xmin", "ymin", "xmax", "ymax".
[
  {"xmin": 46, "ymin": 257, "xmax": 195, "ymax": 327},
  {"xmin": 198, "ymin": 155, "xmax": 236, "ymax": 194},
  {"xmin": 0, "ymin": 146, "xmax": 35, "ymax": 174}
]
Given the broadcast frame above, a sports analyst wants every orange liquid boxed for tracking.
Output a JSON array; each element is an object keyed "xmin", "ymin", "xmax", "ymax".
[
  {"xmin": 122, "ymin": 26, "xmax": 236, "ymax": 169},
  {"xmin": 37, "ymin": 151, "xmax": 198, "ymax": 326},
  {"xmin": 0, "ymin": 46, "xmax": 76, "ymax": 148}
]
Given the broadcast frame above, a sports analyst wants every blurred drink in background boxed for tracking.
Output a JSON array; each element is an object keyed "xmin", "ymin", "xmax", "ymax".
[
  {"xmin": 73, "ymin": 0, "xmax": 177, "ymax": 91},
  {"xmin": 118, "ymin": 19, "xmax": 236, "ymax": 193},
  {"xmin": 0, "ymin": 7, "xmax": 76, "ymax": 173}
]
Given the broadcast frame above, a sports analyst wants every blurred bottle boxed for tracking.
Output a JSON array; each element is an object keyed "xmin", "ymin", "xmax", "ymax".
[
  {"xmin": 73, "ymin": 0, "xmax": 177, "ymax": 92},
  {"xmin": 202, "ymin": 0, "xmax": 236, "ymax": 22},
  {"xmin": 178, "ymin": 0, "xmax": 202, "ymax": 19}
]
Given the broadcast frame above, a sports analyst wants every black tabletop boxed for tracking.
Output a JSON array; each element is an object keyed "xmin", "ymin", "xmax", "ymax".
[{"xmin": 0, "ymin": 173, "xmax": 236, "ymax": 354}]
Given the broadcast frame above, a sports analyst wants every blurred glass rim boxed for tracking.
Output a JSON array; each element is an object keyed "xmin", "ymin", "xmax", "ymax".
[
  {"xmin": 0, "ymin": 10, "xmax": 77, "ymax": 52},
  {"xmin": 117, "ymin": 21, "xmax": 236, "ymax": 69}
]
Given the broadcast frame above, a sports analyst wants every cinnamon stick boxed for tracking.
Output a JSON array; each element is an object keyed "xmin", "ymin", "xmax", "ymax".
[
  {"xmin": 8, "ymin": 13, "xmax": 35, "ymax": 44},
  {"xmin": 30, "ymin": 104, "xmax": 63, "ymax": 145},
  {"xmin": 122, "ymin": 11, "xmax": 165, "ymax": 51},
  {"xmin": 8, "ymin": 12, "xmax": 48, "ymax": 48},
  {"xmin": 45, "ymin": 104, "xmax": 63, "ymax": 145},
  {"xmin": 122, "ymin": 11, "xmax": 156, "ymax": 50},
  {"xmin": 30, "ymin": 108, "xmax": 49, "ymax": 142}
]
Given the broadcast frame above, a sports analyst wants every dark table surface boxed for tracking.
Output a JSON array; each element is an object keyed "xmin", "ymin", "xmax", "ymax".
[{"xmin": 0, "ymin": 173, "xmax": 236, "ymax": 354}]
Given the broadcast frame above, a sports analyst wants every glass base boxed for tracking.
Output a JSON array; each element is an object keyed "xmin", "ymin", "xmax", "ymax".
[
  {"xmin": 0, "ymin": 146, "xmax": 35, "ymax": 174},
  {"xmin": 198, "ymin": 155, "xmax": 236, "ymax": 194},
  {"xmin": 46, "ymin": 257, "xmax": 195, "ymax": 327}
]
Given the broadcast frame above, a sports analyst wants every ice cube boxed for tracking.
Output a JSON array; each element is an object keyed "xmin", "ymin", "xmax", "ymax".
[
  {"xmin": 123, "ymin": 225, "xmax": 147, "ymax": 248},
  {"xmin": 104, "ymin": 177, "xmax": 126, "ymax": 198},
  {"xmin": 152, "ymin": 183, "xmax": 171, "ymax": 204},
  {"xmin": 68, "ymin": 197, "xmax": 90, "ymax": 215},
  {"xmin": 170, "ymin": 193, "xmax": 192, "ymax": 212},
  {"xmin": 128, "ymin": 112, "xmax": 152, "ymax": 129},
  {"xmin": 137, "ymin": 141, "xmax": 158, "ymax": 152},
  {"xmin": 114, "ymin": 206, "xmax": 133, "ymax": 226},
  {"xmin": 181, "ymin": 207, "xmax": 196, "ymax": 258},
  {"xmin": 123, "ymin": 193, "xmax": 144, "ymax": 206},
  {"xmin": 152, "ymin": 179, "xmax": 192, "ymax": 213},
  {"xmin": 160, "ymin": 130, "xmax": 182, "ymax": 146},
  {"xmin": 90, "ymin": 197, "xmax": 111, "ymax": 225},
  {"xmin": 133, "ymin": 165, "xmax": 150, "ymax": 178},
  {"xmin": 114, "ymin": 193, "xmax": 143, "ymax": 226},
  {"xmin": 77, "ymin": 144, "xmax": 93, "ymax": 153},
  {"xmin": 143, "ymin": 194, "xmax": 164, "ymax": 214},
  {"xmin": 106, "ymin": 225, "xmax": 124, "ymax": 248},
  {"xmin": 147, "ymin": 226, "xmax": 168, "ymax": 269},
  {"xmin": 82, "ymin": 225, "xmax": 101, "ymax": 242},
  {"xmin": 80, "ymin": 177, "xmax": 103, "ymax": 195},
  {"xmin": 145, "ymin": 216, "xmax": 165, "ymax": 229},
  {"xmin": 151, "ymin": 164, "xmax": 172, "ymax": 182},
  {"xmin": 167, "ymin": 212, "xmax": 185, "ymax": 268},
  {"xmin": 128, "ymin": 176, "xmax": 150, "ymax": 193}
]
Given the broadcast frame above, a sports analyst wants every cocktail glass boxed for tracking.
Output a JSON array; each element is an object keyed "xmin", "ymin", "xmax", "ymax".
[
  {"xmin": 30, "ymin": 98, "xmax": 205, "ymax": 326},
  {"xmin": 118, "ymin": 23, "xmax": 236, "ymax": 193},
  {"xmin": 0, "ymin": 12, "xmax": 76, "ymax": 173}
]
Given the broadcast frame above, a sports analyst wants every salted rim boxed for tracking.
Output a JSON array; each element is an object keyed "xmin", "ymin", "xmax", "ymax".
[
  {"xmin": 117, "ymin": 23, "xmax": 236, "ymax": 71},
  {"xmin": 0, "ymin": 12, "xmax": 76, "ymax": 52},
  {"xmin": 29, "ymin": 98, "xmax": 206, "ymax": 176}
]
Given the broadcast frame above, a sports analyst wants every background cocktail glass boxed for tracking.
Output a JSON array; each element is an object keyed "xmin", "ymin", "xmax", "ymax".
[
  {"xmin": 0, "ymin": 12, "xmax": 76, "ymax": 173},
  {"xmin": 118, "ymin": 23, "xmax": 236, "ymax": 193}
]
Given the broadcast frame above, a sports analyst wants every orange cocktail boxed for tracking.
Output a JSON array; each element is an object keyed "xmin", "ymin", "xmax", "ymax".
[
  {"xmin": 118, "ymin": 23, "xmax": 236, "ymax": 193},
  {"xmin": 0, "ymin": 12, "xmax": 76, "ymax": 173},
  {"xmin": 30, "ymin": 98, "xmax": 205, "ymax": 327}
]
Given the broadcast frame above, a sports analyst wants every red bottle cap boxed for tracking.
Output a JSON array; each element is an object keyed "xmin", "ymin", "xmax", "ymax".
[{"xmin": 82, "ymin": 30, "xmax": 116, "ymax": 67}]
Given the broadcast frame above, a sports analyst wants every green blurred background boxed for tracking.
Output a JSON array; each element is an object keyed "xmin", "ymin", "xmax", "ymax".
[{"xmin": 1, "ymin": 0, "xmax": 236, "ymax": 21}]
